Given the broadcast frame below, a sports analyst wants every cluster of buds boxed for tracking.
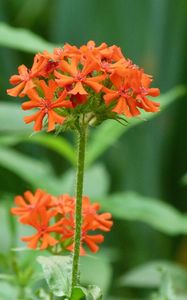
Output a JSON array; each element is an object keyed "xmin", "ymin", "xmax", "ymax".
[
  {"xmin": 11, "ymin": 189, "xmax": 113, "ymax": 255},
  {"xmin": 7, "ymin": 41, "xmax": 160, "ymax": 132}
]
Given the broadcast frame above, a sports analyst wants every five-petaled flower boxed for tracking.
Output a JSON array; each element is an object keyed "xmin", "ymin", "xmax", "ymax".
[
  {"xmin": 21, "ymin": 207, "xmax": 63, "ymax": 250},
  {"xmin": 22, "ymin": 80, "xmax": 72, "ymax": 131}
]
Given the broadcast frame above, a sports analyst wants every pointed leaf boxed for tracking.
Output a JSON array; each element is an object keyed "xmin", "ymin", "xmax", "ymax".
[
  {"xmin": 100, "ymin": 192, "xmax": 187, "ymax": 235},
  {"xmin": 0, "ymin": 133, "xmax": 75, "ymax": 166},
  {"xmin": 0, "ymin": 147, "xmax": 52, "ymax": 186},
  {"xmin": 0, "ymin": 22, "xmax": 58, "ymax": 53},
  {"xmin": 37, "ymin": 255, "xmax": 72, "ymax": 297},
  {"xmin": 27, "ymin": 134, "xmax": 75, "ymax": 166},
  {"xmin": 119, "ymin": 260, "xmax": 187, "ymax": 290}
]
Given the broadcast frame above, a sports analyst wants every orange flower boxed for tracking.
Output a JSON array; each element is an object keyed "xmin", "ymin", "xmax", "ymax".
[
  {"xmin": 59, "ymin": 196, "xmax": 113, "ymax": 255},
  {"xmin": 11, "ymin": 189, "xmax": 51, "ymax": 224},
  {"xmin": 80, "ymin": 40, "xmax": 109, "ymax": 60},
  {"xmin": 67, "ymin": 231, "xmax": 104, "ymax": 255},
  {"xmin": 81, "ymin": 233, "xmax": 104, "ymax": 255},
  {"xmin": 55, "ymin": 56, "xmax": 106, "ymax": 95},
  {"xmin": 21, "ymin": 208, "xmax": 63, "ymax": 250},
  {"xmin": 82, "ymin": 196, "xmax": 113, "ymax": 232},
  {"xmin": 99, "ymin": 58, "xmax": 130, "ymax": 74},
  {"xmin": 63, "ymin": 43, "xmax": 81, "ymax": 58},
  {"xmin": 22, "ymin": 80, "xmax": 72, "ymax": 131},
  {"xmin": 51, "ymin": 194, "xmax": 75, "ymax": 215},
  {"xmin": 7, "ymin": 54, "xmax": 47, "ymax": 97},
  {"xmin": 11, "ymin": 190, "xmax": 113, "ymax": 254},
  {"xmin": 7, "ymin": 41, "xmax": 160, "ymax": 131},
  {"xmin": 7, "ymin": 64, "xmax": 36, "ymax": 97},
  {"xmin": 104, "ymin": 70, "xmax": 160, "ymax": 117}
]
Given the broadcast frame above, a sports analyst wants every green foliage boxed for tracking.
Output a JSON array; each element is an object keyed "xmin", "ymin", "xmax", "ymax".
[
  {"xmin": 37, "ymin": 255, "xmax": 103, "ymax": 299},
  {"xmin": 37, "ymin": 255, "xmax": 72, "ymax": 298},
  {"xmin": 87, "ymin": 86, "xmax": 186, "ymax": 166},
  {"xmin": 0, "ymin": 282, "xmax": 18, "ymax": 300},
  {"xmin": 119, "ymin": 260, "xmax": 187, "ymax": 291},
  {"xmin": 100, "ymin": 192, "xmax": 187, "ymax": 235},
  {"xmin": 119, "ymin": 261, "xmax": 187, "ymax": 300},
  {"xmin": 0, "ymin": 2, "xmax": 187, "ymax": 299},
  {"xmin": 28, "ymin": 134, "xmax": 76, "ymax": 166},
  {"xmin": 0, "ymin": 102, "xmax": 32, "ymax": 133},
  {"xmin": 85, "ymin": 285, "xmax": 103, "ymax": 300},
  {"xmin": 0, "ymin": 147, "xmax": 54, "ymax": 188},
  {"xmin": 0, "ymin": 86, "xmax": 185, "ymax": 181},
  {"xmin": 0, "ymin": 23, "xmax": 58, "ymax": 53},
  {"xmin": 71, "ymin": 285, "xmax": 102, "ymax": 300},
  {"xmin": 0, "ymin": 133, "xmax": 76, "ymax": 165},
  {"xmin": 71, "ymin": 287, "xmax": 86, "ymax": 300},
  {"xmin": 150, "ymin": 271, "xmax": 177, "ymax": 300}
]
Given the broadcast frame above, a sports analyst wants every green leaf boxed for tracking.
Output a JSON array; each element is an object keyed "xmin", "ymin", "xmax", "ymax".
[
  {"xmin": 35, "ymin": 288, "xmax": 51, "ymax": 300},
  {"xmin": 27, "ymin": 134, "xmax": 76, "ymax": 166},
  {"xmin": 0, "ymin": 274, "xmax": 15, "ymax": 283},
  {"xmin": 0, "ymin": 147, "xmax": 53, "ymax": 187},
  {"xmin": 0, "ymin": 22, "xmax": 58, "ymax": 53},
  {"xmin": 87, "ymin": 285, "xmax": 103, "ymax": 300},
  {"xmin": 151, "ymin": 271, "xmax": 177, "ymax": 300},
  {"xmin": 159, "ymin": 272, "xmax": 176, "ymax": 300},
  {"xmin": 0, "ymin": 102, "xmax": 75, "ymax": 165},
  {"xmin": 0, "ymin": 282, "xmax": 18, "ymax": 300},
  {"xmin": 119, "ymin": 260, "xmax": 187, "ymax": 291},
  {"xmin": 87, "ymin": 86, "xmax": 186, "ymax": 166},
  {"xmin": 37, "ymin": 255, "xmax": 72, "ymax": 297},
  {"xmin": 0, "ymin": 133, "xmax": 75, "ymax": 166},
  {"xmin": 0, "ymin": 102, "xmax": 32, "ymax": 133},
  {"xmin": 0, "ymin": 147, "xmax": 65, "ymax": 194},
  {"xmin": 71, "ymin": 285, "xmax": 102, "ymax": 300},
  {"xmin": 100, "ymin": 192, "xmax": 187, "ymax": 235},
  {"xmin": 71, "ymin": 287, "xmax": 86, "ymax": 300}
]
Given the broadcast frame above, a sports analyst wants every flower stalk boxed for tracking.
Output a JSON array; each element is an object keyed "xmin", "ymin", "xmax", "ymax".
[{"xmin": 71, "ymin": 122, "xmax": 87, "ymax": 291}]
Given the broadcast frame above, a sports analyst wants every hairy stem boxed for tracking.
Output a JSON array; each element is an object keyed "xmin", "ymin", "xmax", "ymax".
[{"xmin": 71, "ymin": 125, "xmax": 87, "ymax": 291}]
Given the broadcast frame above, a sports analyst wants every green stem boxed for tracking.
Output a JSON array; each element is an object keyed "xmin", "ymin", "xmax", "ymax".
[{"xmin": 71, "ymin": 125, "xmax": 87, "ymax": 292}]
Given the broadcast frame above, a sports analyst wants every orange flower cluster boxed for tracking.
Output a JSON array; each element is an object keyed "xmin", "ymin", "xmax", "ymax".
[
  {"xmin": 7, "ymin": 41, "xmax": 160, "ymax": 132},
  {"xmin": 11, "ymin": 189, "xmax": 113, "ymax": 255}
]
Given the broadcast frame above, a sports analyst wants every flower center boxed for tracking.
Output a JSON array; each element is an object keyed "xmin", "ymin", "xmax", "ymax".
[
  {"xmin": 76, "ymin": 72, "xmax": 84, "ymax": 81},
  {"xmin": 119, "ymin": 87, "xmax": 133, "ymax": 97},
  {"xmin": 101, "ymin": 60, "xmax": 110, "ymax": 70},
  {"xmin": 39, "ymin": 225, "xmax": 47, "ymax": 234},
  {"xmin": 41, "ymin": 98, "xmax": 52, "ymax": 113}
]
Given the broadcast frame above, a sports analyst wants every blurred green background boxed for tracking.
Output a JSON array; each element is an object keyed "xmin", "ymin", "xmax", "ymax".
[{"xmin": 0, "ymin": 0, "xmax": 187, "ymax": 299}]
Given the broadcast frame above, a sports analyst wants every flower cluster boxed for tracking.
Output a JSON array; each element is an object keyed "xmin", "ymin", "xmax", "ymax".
[
  {"xmin": 7, "ymin": 41, "xmax": 160, "ymax": 132},
  {"xmin": 11, "ymin": 189, "xmax": 113, "ymax": 255}
]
